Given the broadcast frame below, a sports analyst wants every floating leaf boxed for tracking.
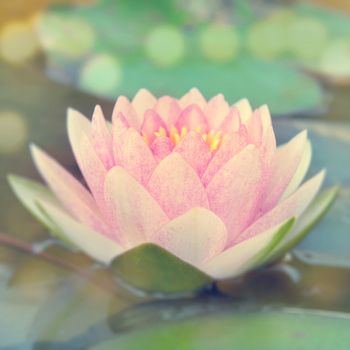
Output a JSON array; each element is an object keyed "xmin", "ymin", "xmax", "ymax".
[{"xmin": 93, "ymin": 308, "xmax": 350, "ymax": 350}]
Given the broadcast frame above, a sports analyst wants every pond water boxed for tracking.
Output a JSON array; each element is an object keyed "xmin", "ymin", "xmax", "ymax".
[{"xmin": 0, "ymin": 59, "xmax": 350, "ymax": 349}]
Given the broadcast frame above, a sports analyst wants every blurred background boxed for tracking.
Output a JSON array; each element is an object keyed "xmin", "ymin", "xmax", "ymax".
[
  {"xmin": 2, "ymin": 0, "xmax": 350, "ymax": 240},
  {"xmin": 1, "ymin": 0, "xmax": 350, "ymax": 347}
]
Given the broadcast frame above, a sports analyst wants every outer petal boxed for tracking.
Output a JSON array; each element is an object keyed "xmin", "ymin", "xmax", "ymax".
[
  {"xmin": 147, "ymin": 153, "xmax": 209, "ymax": 219},
  {"xmin": 175, "ymin": 104, "xmax": 209, "ymax": 133},
  {"xmin": 154, "ymin": 208, "xmax": 227, "ymax": 265},
  {"xmin": 67, "ymin": 109, "xmax": 111, "ymax": 226},
  {"xmin": 264, "ymin": 186, "xmax": 338, "ymax": 263},
  {"xmin": 67, "ymin": 107, "xmax": 91, "ymax": 164},
  {"xmin": 38, "ymin": 200, "xmax": 123, "ymax": 264},
  {"xmin": 245, "ymin": 109, "xmax": 263, "ymax": 146},
  {"xmin": 202, "ymin": 128, "xmax": 248, "ymax": 186},
  {"xmin": 179, "ymin": 88, "xmax": 207, "ymax": 110},
  {"xmin": 113, "ymin": 128, "xmax": 157, "ymax": 185},
  {"xmin": 205, "ymin": 94, "xmax": 230, "ymax": 130},
  {"xmin": 132, "ymin": 88, "xmax": 157, "ymax": 120},
  {"xmin": 174, "ymin": 131, "xmax": 211, "ymax": 177},
  {"xmin": 206, "ymin": 145, "xmax": 263, "ymax": 246},
  {"xmin": 112, "ymin": 96, "xmax": 140, "ymax": 130},
  {"xmin": 154, "ymin": 96, "xmax": 181, "ymax": 128},
  {"xmin": 30, "ymin": 145, "xmax": 111, "ymax": 236},
  {"xmin": 77, "ymin": 134, "xmax": 108, "ymax": 215},
  {"xmin": 104, "ymin": 167, "xmax": 169, "ymax": 248},
  {"xmin": 8, "ymin": 175, "xmax": 67, "ymax": 238},
  {"xmin": 280, "ymin": 139, "xmax": 312, "ymax": 201},
  {"xmin": 258, "ymin": 105, "xmax": 276, "ymax": 162},
  {"xmin": 260, "ymin": 130, "xmax": 308, "ymax": 213},
  {"xmin": 90, "ymin": 105, "xmax": 114, "ymax": 170},
  {"xmin": 237, "ymin": 170, "xmax": 325, "ymax": 243},
  {"xmin": 202, "ymin": 219, "xmax": 294, "ymax": 279},
  {"xmin": 234, "ymin": 98, "xmax": 252, "ymax": 122}
]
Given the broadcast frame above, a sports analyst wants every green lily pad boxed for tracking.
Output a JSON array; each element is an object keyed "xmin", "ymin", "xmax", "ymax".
[
  {"xmin": 110, "ymin": 244, "xmax": 212, "ymax": 295},
  {"xmin": 37, "ymin": 0, "xmax": 324, "ymax": 116},
  {"xmin": 93, "ymin": 307, "xmax": 350, "ymax": 350},
  {"xmin": 115, "ymin": 58, "xmax": 322, "ymax": 116}
]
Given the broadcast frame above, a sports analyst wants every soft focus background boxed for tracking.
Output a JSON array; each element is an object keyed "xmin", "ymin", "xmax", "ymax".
[{"xmin": 1, "ymin": 0, "xmax": 350, "ymax": 348}]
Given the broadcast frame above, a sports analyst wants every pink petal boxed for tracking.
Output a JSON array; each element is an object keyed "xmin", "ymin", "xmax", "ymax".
[
  {"xmin": 67, "ymin": 108, "xmax": 91, "ymax": 164},
  {"xmin": 234, "ymin": 98, "xmax": 252, "ymax": 122},
  {"xmin": 257, "ymin": 105, "xmax": 276, "ymax": 162},
  {"xmin": 30, "ymin": 145, "xmax": 111, "ymax": 236},
  {"xmin": 281, "ymin": 139, "xmax": 312, "ymax": 201},
  {"xmin": 113, "ymin": 128, "xmax": 157, "ymax": 185},
  {"xmin": 112, "ymin": 96, "xmax": 140, "ymax": 130},
  {"xmin": 175, "ymin": 104, "xmax": 209, "ymax": 133},
  {"xmin": 78, "ymin": 134, "xmax": 108, "ymax": 216},
  {"xmin": 37, "ymin": 199, "xmax": 123, "ymax": 264},
  {"xmin": 237, "ymin": 170, "xmax": 325, "ymax": 243},
  {"xmin": 219, "ymin": 107, "xmax": 241, "ymax": 134},
  {"xmin": 112, "ymin": 113, "xmax": 129, "ymax": 151},
  {"xmin": 147, "ymin": 153, "xmax": 209, "ymax": 219},
  {"xmin": 132, "ymin": 88, "xmax": 157, "ymax": 120},
  {"xmin": 104, "ymin": 166, "xmax": 169, "ymax": 248},
  {"xmin": 245, "ymin": 109, "xmax": 263, "ymax": 146},
  {"xmin": 150, "ymin": 136, "xmax": 172, "ymax": 162},
  {"xmin": 202, "ymin": 129, "xmax": 248, "ymax": 186},
  {"xmin": 206, "ymin": 145, "xmax": 263, "ymax": 246},
  {"xmin": 154, "ymin": 208, "xmax": 227, "ymax": 265},
  {"xmin": 154, "ymin": 96, "xmax": 181, "ymax": 128},
  {"xmin": 67, "ymin": 108, "xmax": 109, "ymax": 213},
  {"xmin": 205, "ymin": 94, "xmax": 230, "ymax": 130},
  {"xmin": 202, "ymin": 219, "xmax": 293, "ymax": 279},
  {"xmin": 90, "ymin": 105, "xmax": 114, "ymax": 170},
  {"xmin": 179, "ymin": 88, "xmax": 207, "ymax": 110},
  {"xmin": 174, "ymin": 131, "xmax": 212, "ymax": 177},
  {"xmin": 259, "ymin": 130, "xmax": 308, "ymax": 213},
  {"xmin": 140, "ymin": 109, "xmax": 167, "ymax": 143}
]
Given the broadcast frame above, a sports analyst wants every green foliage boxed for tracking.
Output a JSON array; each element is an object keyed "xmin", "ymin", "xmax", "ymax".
[{"xmin": 93, "ymin": 308, "xmax": 350, "ymax": 350}]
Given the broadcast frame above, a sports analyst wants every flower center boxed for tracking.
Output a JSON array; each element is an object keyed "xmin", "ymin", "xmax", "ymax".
[{"xmin": 144, "ymin": 126, "xmax": 225, "ymax": 151}]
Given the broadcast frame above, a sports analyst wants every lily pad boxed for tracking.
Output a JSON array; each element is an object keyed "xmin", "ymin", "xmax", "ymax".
[
  {"xmin": 115, "ymin": 58, "xmax": 323, "ymax": 116},
  {"xmin": 93, "ymin": 307, "xmax": 350, "ymax": 350},
  {"xmin": 37, "ymin": 1, "xmax": 324, "ymax": 116},
  {"xmin": 110, "ymin": 244, "xmax": 212, "ymax": 295}
]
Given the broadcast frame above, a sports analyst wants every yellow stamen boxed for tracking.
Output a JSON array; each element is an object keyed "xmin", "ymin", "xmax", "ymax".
[
  {"xmin": 154, "ymin": 126, "xmax": 167, "ymax": 137},
  {"xmin": 180, "ymin": 126, "xmax": 187, "ymax": 138},
  {"xmin": 170, "ymin": 125, "xmax": 181, "ymax": 145},
  {"xmin": 143, "ymin": 124, "xmax": 227, "ymax": 151}
]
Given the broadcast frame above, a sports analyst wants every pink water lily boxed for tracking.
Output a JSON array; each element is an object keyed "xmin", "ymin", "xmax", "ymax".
[{"xmin": 10, "ymin": 88, "xmax": 336, "ymax": 280}]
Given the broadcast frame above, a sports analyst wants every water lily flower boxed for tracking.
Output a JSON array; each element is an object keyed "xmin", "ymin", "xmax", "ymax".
[{"xmin": 9, "ymin": 88, "xmax": 337, "ymax": 286}]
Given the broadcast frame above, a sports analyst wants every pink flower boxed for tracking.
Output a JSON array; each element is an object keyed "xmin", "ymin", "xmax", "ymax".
[{"xmin": 10, "ymin": 88, "xmax": 336, "ymax": 280}]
